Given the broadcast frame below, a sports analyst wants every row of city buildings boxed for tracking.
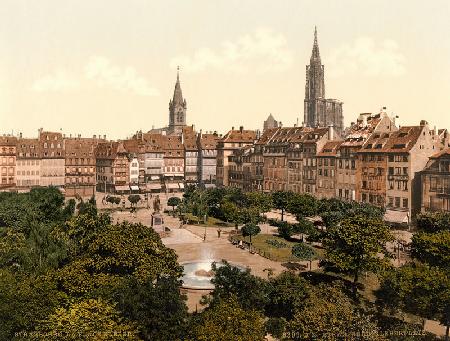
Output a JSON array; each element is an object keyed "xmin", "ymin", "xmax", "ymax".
[
  {"xmin": 0, "ymin": 126, "xmax": 220, "ymax": 197},
  {"xmin": 224, "ymin": 110, "xmax": 450, "ymax": 223},
  {"xmin": 2, "ymin": 108, "xmax": 449, "ymax": 222},
  {"xmin": 2, "ymin": 28, "xmax": 449, "ymax": 222}
]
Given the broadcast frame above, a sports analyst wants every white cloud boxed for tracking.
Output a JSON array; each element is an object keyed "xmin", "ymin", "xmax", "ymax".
[
  {"xmin": 85, "ymin": 56, "xmax": 159, "ymax": 96},
  {"xmin": 31, "ymin": 57, "xmax": 159, "ymax": 96},
  {"xmin": 327, "ymin": 37, "xmax": 406, "ymax": 77},
  {"xmin": 31, "ymin": 69, "xmax": 79, "ymax": 92},
  {"xmin": 170, "ymin": 28, "xmax": 294, "ymax": 74}
]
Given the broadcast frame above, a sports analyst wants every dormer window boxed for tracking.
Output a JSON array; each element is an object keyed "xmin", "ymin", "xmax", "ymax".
[{"xmin": 393, "ymin": 144, "xmax": 406, "ymax": 149}]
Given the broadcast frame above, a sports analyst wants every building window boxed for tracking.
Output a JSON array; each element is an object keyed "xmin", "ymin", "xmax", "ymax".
[
  {"xmin": 403, "ymin": 198, "xmax": 409, "ymax": 208},
  {"xmin": 388, "ymin": 197, "xmax": 394, "ymax": 207}
]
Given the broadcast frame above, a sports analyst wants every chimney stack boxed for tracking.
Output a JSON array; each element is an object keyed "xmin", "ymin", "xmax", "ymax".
[
  {"xmin": 328, "ymin": 124, "xmax": 334, "ymax": 140},
  {"xmin": 239, "ymin": 126, "xmax": 243, "ymax": 133},
  {"xmin": 103, "ymin": 135, "xmax": 106, "ymax": 139},
  {"xmin": 93, "ymin": 134, "xmax": 96, "ymax": 139}
]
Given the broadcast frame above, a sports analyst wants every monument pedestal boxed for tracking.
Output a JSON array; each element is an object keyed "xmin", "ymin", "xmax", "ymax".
[{"xmin": 151, "ymin": 212, "xmax": 164, "ymax": 233}]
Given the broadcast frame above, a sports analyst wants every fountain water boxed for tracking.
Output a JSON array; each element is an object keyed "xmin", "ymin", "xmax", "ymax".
[{"xmin": 181, "ymin": 245, "xmax": 243, "ymax": 289}]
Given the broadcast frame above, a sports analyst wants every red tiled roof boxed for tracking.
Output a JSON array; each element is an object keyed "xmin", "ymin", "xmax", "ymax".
[
  {"xmin": 0, "ymin": 136, "xmax": 18, "ymax": 146},
  {"xmin": 360, "ymin": 126, "xmax": 423, "ymax": 153},
  {"xmin": 317, "ymin": 141, "xmax": 344, "ymax": 156},
  {"xmin": 221, "ymin": 129, "xmax": 256, "ymax": 143},
  {"xmin": 430, "ymin": 148, "xmax": 450, "ymax": 159},
  {"xmin": 199, "ymin": 133, "xmax": 219, "ymax": 149}
]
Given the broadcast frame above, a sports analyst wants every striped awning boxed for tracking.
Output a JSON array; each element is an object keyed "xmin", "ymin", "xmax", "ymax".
[
  {"xmin": 384, "ymin": 210, "xmax": 409, "ymax": 224},
  {"xmin": 146, "ymin": 183, "xmax": 162, "ymax": 190}
]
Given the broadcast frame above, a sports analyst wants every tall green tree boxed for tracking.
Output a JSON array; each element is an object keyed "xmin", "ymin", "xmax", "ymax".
[
  {"xmin": 287, "ymin": 193, "xmax": 318, "ymax": 219},
  {"xmin": 188, "ymin": 296, "xmax": 265, "ymax": 341},
  {"xmin": 266, "ymin": 271, "xmax": 310, "ymax": 320},
  {"xmin": 241, "ymin": 223, "xmax": 261, "ymax": 245},
  {"xmin": 322, "ymin": 215, "xmax": 393, "ymax": 293},
  {"xmin": 0, "ymin": 270, "xmax": 68, "ymax": 340},
  {"xmin": 288, "ymin": 283, "xmax": 385, "ymax": 341},
  {"xmin": 113, "ymin": 276, "xmax": 188, "ymax": 341},
  {"xmin": 416, "ymin": 211, "xmax": 450, "ymax": 233},
  {"xmin": 246, "ymin": 192, "xmax": 272, "ymax": 213},
  {"xmin": 272, "ymin": 191, "xmax": 294, "ymax": 221},
  {"xmin": 377, "ymin": 262, "xmax": 450, "ymax": 339},
  {"xmin": 209, "ymin": 261, "xmax": 270, "ymax": 312},
  {"xmin": 128, "ymin": 194, "xmax": 141, "ymax": 209},
  {"xmin": 34, "ymin": 298, "xmax": 141, "ymax": 341},
  {"xmin": 167, "ymin": 196, "xmax": 181, "ymax": 213},
  {"xmin": 29, "ymin": 186, "xmax": 65, "ymax": 223},
  {"xmin": 411, "ymin": 230, "xmax": 450, "ymax": 270},
  {"xmin": 56, "ymin": 221, "xmax": 182, "ymax": 296}
]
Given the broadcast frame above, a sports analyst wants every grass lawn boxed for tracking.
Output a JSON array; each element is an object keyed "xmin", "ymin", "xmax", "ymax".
[
  {"xmin": 184, "ymin": 213, "xmax": 233, "ymax": 227},
  {"xmin": 234, "ymin": 234, "xmax": 324, "ymax": 262}
]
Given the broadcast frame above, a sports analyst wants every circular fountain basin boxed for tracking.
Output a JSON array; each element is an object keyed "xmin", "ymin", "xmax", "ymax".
[{"xmin": 181, "ymin": 260, "xmax": 243, "ymax": 290}]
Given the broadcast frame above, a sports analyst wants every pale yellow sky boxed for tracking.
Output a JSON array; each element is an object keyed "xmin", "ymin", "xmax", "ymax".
[{"xmin": 1, "ymin": 0, "xmax": 449, "ymax": 139}]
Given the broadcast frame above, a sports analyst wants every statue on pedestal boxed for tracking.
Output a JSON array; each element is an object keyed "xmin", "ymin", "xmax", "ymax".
[{"xmin": 152, "ymin": 195, "xmax": 161, "ymax": 213}]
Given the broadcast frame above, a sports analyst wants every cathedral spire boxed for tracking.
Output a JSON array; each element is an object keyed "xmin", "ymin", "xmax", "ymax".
[
  {"xmin": 310, "ymin": 26, "xmax": 321, "ymax": 63},
  {"xmin": 172, "ymin": 66, "xmax": 184, "ymax": 105}
]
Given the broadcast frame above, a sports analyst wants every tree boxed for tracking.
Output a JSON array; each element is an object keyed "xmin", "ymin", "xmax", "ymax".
[
  {"xmin": 128, "ymin": 194, "xmax": 141, "ymax": 209},
  {"xmin": 56, "ymin": 221, "xmax": 183, "ymax": 296},
  {"xmin": 221, "ymin": 202, "xmax": 242, "ymax": 228},
  {"xmin": 416, "ymin": 211, "xmax": 450, "ymax": 233},
  {"xmin": 106, "ymin": 195, "xmax": 121, "ymax": 206},
  {"xmin": 288, "ymin": 193, "xmax": 318, "ymax": 219},
  {"xmin": 0, "ymin": 270, "xmax": 69, "ymax": 340},
  {"xmin": 167, "ymin": 196, "xmax": 181, "ymax": 214},
  {"xmin": 209, "ymin": 261, "xmax": 270, "ymax": 312},
  {"xmin": 224, "ymin": 187, "xmax": 248, "ymax": 207},
  {"xmin": 188, "ymin": 296, "xmax": 265, "ymax": 341},
  {"xmin": 288, "ymin": 283, "xmax": 386, "ymax": 341},
  {"xmin": 34, "ymin": 298, "xmax": 141, "ymax": 341},
  {"xmin": 246, "ymin": 192, "xmax": 272, "ymax": 214},
  {"xmin": 322, "ymin": 215, "xmax": 393, "ymax": 293},
  {"xmin": 294, "ymin": 218, "xmax": 317, "ymax": 241},
  {"xmin": 377, "ymin": 263, "xmax": 450, "ymax": 339},
  {"xmin": 411, "ymin": 230, "xmax": 450, "ymax": 269},
  {"xmin": 277, "ymin": 221, "xmax": 294, "ymax": 240},
  {"xmin": 240, "ymin": 206, "xmax": 262, "ymax": 225},
  {"xmin": 272, "ymin": 191, "xmax": 294, "ymax": 221},
  {"xmin": 266, "ymin": 271, "xmax": 310, "ymax": 320},
  {"xmin": 241, "ymin": 223, "xmax": 261, "ymax": 245},
  {"xmin": 62, "ymin": 199, "xmax": 76, "ymax": 219},
  {"xmin": 29, "ymin": 186, "xmax": 65, "ymax": 223},
  {"xmin": 292, "ymin": 243, "xmax": 316, "ymax": 269},
  {"xmin": 113, "ymin": 276, "xmax": 188, "ymax": 341}
]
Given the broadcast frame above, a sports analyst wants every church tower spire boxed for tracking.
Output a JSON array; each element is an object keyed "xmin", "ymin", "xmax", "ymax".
[
  {"xmin": 168, "ymin": 66, "xmax": 187, "ymax": 135},
  {"xmin": 303, "ymin": 26, "xmax": 343, "ymax": 134},
  {"xmin": 305, "ymin": 27, "xmax": 325, "ymax": 103},
  {"xmin": 310, "ymin": 26, "xmax": 321, "ymax": 63}
]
